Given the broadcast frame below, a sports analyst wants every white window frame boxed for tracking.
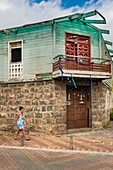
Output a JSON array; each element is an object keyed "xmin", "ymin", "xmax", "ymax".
[{"xmin": 8, "ymin": 40, "xmax": 23, "ymax": 79}]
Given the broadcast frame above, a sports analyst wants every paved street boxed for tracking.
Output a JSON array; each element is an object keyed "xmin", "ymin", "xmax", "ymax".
[
  {"xmin": 1, "ymin": 147, "xmax": 113, "ymax": 170},
  {"xmin": 1, "ymin": 122, "xmax": 113, "ymax": 169}
]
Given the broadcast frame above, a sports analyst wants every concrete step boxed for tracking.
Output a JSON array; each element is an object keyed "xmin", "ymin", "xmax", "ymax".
[{"xmin": 67, "ymin": 128, "xmax": 92, "ymax": 134}]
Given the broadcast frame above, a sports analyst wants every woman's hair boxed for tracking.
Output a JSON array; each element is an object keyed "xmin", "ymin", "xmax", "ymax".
[{"xmin": 19, "ymin": 106, "xmax": 24, "ymax": 111}]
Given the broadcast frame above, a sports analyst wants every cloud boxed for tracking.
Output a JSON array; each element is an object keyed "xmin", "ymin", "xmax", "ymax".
[
  {"xmin": 73, "ymin": 0, "xmax": 113, "ymax": 48},
  {"xmin": 0, "ymin": 3, "xmax": 10, "ymax": 11},
  {"xmin": 0, "ymin": 0, "xmax": 73, "ymax": 29},
  {"xmin": 0, "ymin": 0, "xmax": 112, "ymax": 49},
  {"xmin": 85, "ymin": 0, "xmax": 95, "ymax": 6}
]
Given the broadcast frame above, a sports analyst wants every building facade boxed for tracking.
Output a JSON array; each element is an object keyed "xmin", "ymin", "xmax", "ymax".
[{"xmin": 0, "ymin": 10, "xmax": 113, "ymax": 134}]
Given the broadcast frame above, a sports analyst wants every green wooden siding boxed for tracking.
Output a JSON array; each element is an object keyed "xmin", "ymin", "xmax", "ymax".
[
  {"xmin": 0, "ymin": 15, "xmax": 111, "ymax": 82},
  {"xmin": 0, "ymin": 40, "xmax": 9, "ymax": 81},
  {"xmin": 55, "ymin": 20, "xmax": 100, "ymax": 58},
  {"xmin": 0, "ymin": 22, "xmax": 53, "ymax": 81},
  {"xmin": 101, "ymin": 35, "xmax": 110, "ymax": 60}
]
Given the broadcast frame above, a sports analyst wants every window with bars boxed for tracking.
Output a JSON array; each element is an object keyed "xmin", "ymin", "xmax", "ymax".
[{"xmin": 9, "ymin": 41, "xmax": 23, "ymax": 79}]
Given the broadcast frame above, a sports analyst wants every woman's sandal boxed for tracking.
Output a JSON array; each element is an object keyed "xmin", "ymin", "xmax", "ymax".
[
  {"xmin": 26, "ymin": 138, "xmax": 30, "ymax": 141},
  {"xmin": 14, "ymin": 137, "xmax": 17, "ymax": 140}
]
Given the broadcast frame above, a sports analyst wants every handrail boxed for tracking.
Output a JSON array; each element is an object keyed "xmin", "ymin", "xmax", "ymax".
[
  {"xmin": 53, "ymin": 54, "xmax": 111, "ymax": 74},
  {"xmin": 53, "ymin": 55, "xmax": 111, "ymax": 63}
]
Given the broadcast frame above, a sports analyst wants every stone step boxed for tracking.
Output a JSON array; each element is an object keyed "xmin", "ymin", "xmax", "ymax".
[{"xmin": 67, "ymin": 128, "xmax": 92, "ymax": 134}]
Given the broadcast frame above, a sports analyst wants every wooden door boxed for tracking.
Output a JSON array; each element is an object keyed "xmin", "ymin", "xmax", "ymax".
[
  {"xmin": 65, "ymin": 33, "xmax": 90, "ymax": 69},
  {"xmin": 67, "ymin": 88, "xmax": 90, "ymax": 129}
]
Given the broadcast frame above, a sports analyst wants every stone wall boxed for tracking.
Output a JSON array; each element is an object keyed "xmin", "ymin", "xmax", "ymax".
[
  {"xmin": 0, "ymin": 79, "xmax": 111, "ymax": 134},
  {"xmin": 91, "ymin": 81, "xmax": 111, "ymax": 128},
  {"xmin": 0, "ymin": 80, "xmax": 66, "ymax": 135}
]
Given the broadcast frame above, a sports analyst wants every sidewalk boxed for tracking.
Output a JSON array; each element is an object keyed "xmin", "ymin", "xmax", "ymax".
[
  {"xmin": 1, "ymin": 123, "xmax": 113, "ymax": 170},
  {"xmin": 1, "ymin": 122, "xmax": 113, "ymax": 153}
]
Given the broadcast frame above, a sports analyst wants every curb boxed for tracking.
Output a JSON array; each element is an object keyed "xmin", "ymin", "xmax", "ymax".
[{"xmin": 1, "ymin": 145, "xmax": 113, "ymax": 156}]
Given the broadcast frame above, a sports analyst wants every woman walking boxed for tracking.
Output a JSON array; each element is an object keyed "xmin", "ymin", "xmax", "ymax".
[{"xmin": 14, "ymin": 106, "xmax": 30, "ymax": 140}]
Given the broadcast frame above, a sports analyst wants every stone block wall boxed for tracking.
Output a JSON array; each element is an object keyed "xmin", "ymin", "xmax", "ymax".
[
  {"xmin": 0, "ymin": 80, "xmax": 66, "ymax": 135},
  {"xmin": 91, "ymin": 81, "xmax": 111, "ymax": 128},
  {"xmin": 0, "ymin": 78, "xmax": 111, "ymax": 134}
]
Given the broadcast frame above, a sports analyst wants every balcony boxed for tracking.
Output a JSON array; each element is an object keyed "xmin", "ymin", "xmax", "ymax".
[{"xmin": 53, "ymin": 55, "xmax": 112, "ymax": 79}]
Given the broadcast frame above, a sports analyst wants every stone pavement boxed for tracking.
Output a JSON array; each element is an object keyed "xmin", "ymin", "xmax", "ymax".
[
  {"xmin": 1, "ymin": 126, "xmax": 113, "ymax": 153},
  {"xmin": 1, "ymin": 122, "xmax": 113, "ymax": 169}
]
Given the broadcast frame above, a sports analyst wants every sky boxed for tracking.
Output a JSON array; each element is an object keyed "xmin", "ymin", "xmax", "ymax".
[{"xmin": 0, "ymin": 0, "xmax": 113, "ymax": 50}]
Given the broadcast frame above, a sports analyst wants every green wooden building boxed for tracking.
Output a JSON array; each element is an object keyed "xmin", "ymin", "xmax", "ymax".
[{"xmin": 0, "ymin": 10, "xmax": 113, "ymax": 134}]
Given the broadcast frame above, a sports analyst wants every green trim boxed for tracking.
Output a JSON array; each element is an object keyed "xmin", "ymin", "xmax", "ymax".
[
  {"xmin": 108, "ymin": 49, "xmax": 113, "ymax": 53},
  {"xmin": 81, "ymin": 10, "xmax": 97, "ymax": 18},
  {"xmin": 69, "ymin": 14, "xmax": 82, "ymax": 21},
  {"xmin": 54, "ymin": 14, "xmax": 81, "ymax": 23},
  {"xmin": 100, "ymin": 29, "xmax": 110, "ymax": 34},
  {"xmin": 54, "ymin": 17, "xmax": 71, "ymax": 23},
  {"xmin": 104, "ymin": 40, "xmax": 112, "ymax": 46},
  {"xmin": 70, "ymin": 74, "xmax": 77, "ymax": 89},
  {"xmin": 83, "ymin": 20, "xmax": 106, "ymax": 24}
]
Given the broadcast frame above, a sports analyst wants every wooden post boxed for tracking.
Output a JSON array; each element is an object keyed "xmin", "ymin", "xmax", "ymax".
[
  {"xmin": 21, "ymin": 134, "xmax": 24, "ymax": 147},
  {"xmin": 70, "ymin": 135, "xmax": 73, "ymax": 150}
]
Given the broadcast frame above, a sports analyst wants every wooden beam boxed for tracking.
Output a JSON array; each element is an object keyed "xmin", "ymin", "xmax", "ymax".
[
  {"xmin": 54, "ymin": 14, "xmax": 82, "ymax": 23},
  {"xmin": 69, "ymin": 14, "xmax": 82, "ymax": 21},
  {"xmin": 83, "ymin": 20, "xmax": 106, "ymax": 24},
  {"xmin": 54, "ymin": 17, "xmax": 70, "ymax": 23},
  {"xmin": 104, "ymin": 40, "xmax": 112, "ymax": 46},
  {"xmin": 108, "ymin": 49, "xmax": 113, "ymax": 53},
  {"xmin": 52, "ymin": 70, "xmax": 111, "ymax": 79},
  {"xmin": 100, "ymin": 29, "xmax": 110, "ymax": 34},
  {"xmin": 81, "ymin": 10, "xmax": 97, "ymax": 18},
  {"xmin": 81, "ymin": 10, "xmax": 106, "ymax": 21}
]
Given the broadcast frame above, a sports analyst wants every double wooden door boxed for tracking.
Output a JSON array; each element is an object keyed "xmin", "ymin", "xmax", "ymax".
[
  {"xmin": 65, "ymin": 33, "xmax": 90, "ymax": 66},
  {"xmin": 67, "ymin": 88, "xmax": 90, "ymax": 129}
]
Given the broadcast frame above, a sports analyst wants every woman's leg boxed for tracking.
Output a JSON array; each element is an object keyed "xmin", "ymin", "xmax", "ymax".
[
  {"xmin": 15, "ymin": 130, "xmax": 20, "ymax": 139},
  {"xmin": 21, "ymin": 129, "xmax": 29, "ymax": 140}
]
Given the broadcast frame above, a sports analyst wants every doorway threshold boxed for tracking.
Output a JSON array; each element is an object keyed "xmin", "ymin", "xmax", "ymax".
[{"xmin": 67, "ymin": 128, "xmax": 92, "ymax": 134}]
